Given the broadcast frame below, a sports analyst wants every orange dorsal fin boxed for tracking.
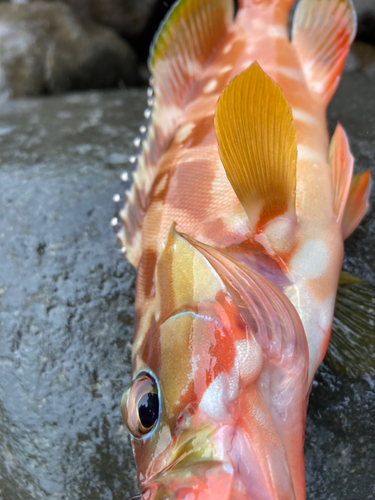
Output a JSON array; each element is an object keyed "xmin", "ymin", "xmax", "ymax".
[
  {"xmin": 214, "ymin": 62, "xmax": 297, "ymax": 230},
  {"xmin": 118, "ymin": 0, "xmax": 234, "ymax": 267},
  {"xmin": 329, "ymin": 123, "xmax": 354, "ymax": 223},
  {"xmin": 292, "ymin": 0, "xmax": 356, "ymax": 106},
  {"xmin": 342, "ymin": 171, "xmax": 372, "ymax": 239}
]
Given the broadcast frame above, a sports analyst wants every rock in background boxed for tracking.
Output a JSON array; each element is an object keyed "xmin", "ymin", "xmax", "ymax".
[
  {"xmin": 0, "ymin": 0, "xmax": 374, "ymax": 97},
  {"xmin": 10, "ymin": 0, "xmax": 175, "ymax": 58},
  {"xmin": 0, "ymin": 2, "xmax": 139, "ymax": 99}
]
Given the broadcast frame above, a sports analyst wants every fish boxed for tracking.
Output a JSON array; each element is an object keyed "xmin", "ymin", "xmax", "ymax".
[{"xmin": 115, "ymin": 0, "xmax": 373, "ymax": 499}]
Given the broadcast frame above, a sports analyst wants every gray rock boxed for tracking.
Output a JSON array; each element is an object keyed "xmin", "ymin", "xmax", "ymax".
[
  {"xmin": 352, "ymin": 0, "xmax": 375, "ymax": 45},
  {"xmin": 0, "ymin": 42, "xmax": 374, "ymax": 500},
  {"xmin": 0, "ymin": 2, "xmax": 139, "ymax": 99},
  {"xmin": 11, "ymin": 0, "xmax": 162, "ymax": 38}
]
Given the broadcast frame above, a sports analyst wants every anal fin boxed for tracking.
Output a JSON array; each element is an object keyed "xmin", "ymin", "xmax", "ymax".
[
  {"xmin": 214, "ymin": 62, "xmax": 297, "ymax": 230},
  {"xmin": 329, "ymin": 123, "xmax": 354, "ymax": 223},
  {"xmin": 292, "ymin": 0, "xmax": 356, "ymax": 106},
  {"xmin": 342, "ymin": 170, "xmax": 372, "ymax": 239}
]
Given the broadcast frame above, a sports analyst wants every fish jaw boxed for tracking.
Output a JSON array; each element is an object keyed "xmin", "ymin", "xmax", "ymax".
[{"xmin": 136, "ymin": 411, "xmax": 304, "ymax": 500}]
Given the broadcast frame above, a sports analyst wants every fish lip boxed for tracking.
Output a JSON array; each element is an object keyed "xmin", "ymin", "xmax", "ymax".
[{"xmin": 140, "ymin": 460, "xmax": 234, "ymax": 500}]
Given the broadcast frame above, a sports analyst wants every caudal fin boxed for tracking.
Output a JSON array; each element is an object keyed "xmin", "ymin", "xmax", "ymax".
[
  {"xmin": 237, "ymin": 0, "xmax": 295, "ymax": 9},
  {"xmin": 292, "ymin": 0, "xmax": 356, "ymax": 106}
]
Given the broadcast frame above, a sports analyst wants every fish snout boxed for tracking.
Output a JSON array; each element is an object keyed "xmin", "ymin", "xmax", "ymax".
[{"xmin": 141, "ymin": 461, "xmax": 234, "ymax": 500}]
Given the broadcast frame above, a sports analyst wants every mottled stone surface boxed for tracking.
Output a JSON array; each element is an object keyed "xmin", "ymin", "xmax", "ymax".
[
  {"xmin": 9, "ymin": 0, "xmax": 176, "ymax": 59},
  {"xmin": 0, "ymin": 2, "xmax": 138, "ymax": 99},
  {"xmin": 0, "ymin": 90, "xmax": 143, "ymax": 500},
  {"xmin": 0, "ymin": 42, "xmax": 374, "ymax": 500}
]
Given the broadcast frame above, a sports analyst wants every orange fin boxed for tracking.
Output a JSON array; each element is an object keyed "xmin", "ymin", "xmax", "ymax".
[
  {"xmin": 342, "ymin": 171, "xmax": 372, "ymax": 239},
  {"xmin": 118, "ymin": 0, "xmax": 234, "ymax": 267},
  {"xmin": 214, "ymin": 62, "xmax": 297, "ymax": 229},
  {"xmin": 329, "ymin": 123, "xmax": 354, "ymax": 222},
  {"xmin": 148, "ymin": 0, "xmax": 234, "ymax": 158},
  {"xmin": 292, "ymin": 0, "xmax": 356, "ymax": 106}
]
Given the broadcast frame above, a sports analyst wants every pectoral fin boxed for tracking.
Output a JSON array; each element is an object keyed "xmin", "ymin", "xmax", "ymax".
[
  {"xmin": 214, "ymin": 62, "xmax": 297, "ymax": 230},
  {"xmin": 326, "ymin": 271, "xmax": 375, "ymax": 377}
]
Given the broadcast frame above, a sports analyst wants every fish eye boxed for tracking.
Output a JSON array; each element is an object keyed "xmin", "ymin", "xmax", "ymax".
[{"xmin": 121, "ymin": 373, "xmax": 160, "ymax": 439}]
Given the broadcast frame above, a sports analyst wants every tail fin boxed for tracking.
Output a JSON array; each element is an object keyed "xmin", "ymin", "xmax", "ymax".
[
  {"xmin": 237, "ymin": 0, "xmax": 295, "ymax": 10},
  {"xmin": 292, "ymin": 0, "xmax": 356, "ymax": 106}
]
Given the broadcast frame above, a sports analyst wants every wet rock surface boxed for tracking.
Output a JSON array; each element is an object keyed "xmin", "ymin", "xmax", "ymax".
[
  {"xmin": 0, "ymin": 2, "xmax": 138, "ymax": 99},
  {"xmin": 0, "ymin": 42, "xmax": 374, "ymax": 500},
  {"xmin": 8, "ymin": 0, "xmax": 176, "ymax": 60}
]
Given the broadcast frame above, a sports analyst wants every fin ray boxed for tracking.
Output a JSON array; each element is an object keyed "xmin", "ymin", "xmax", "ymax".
[
  {"xmin": 214, "ymin": 62, "xmax": 297, "ymax": 229},
  {"xmin": 329, "ymin": 123, "xmax": 354, "ymax": 222},
  {"xmin": 326, "ymin": 272, "xmax": 375, "ymax": 377},
  {"xmin": 292, "ymin": 0, "xmax": 356, "ymax": 106},
  {"xmin": 342, "ymin": 170, "xmax": 372, "ymax": 239}
]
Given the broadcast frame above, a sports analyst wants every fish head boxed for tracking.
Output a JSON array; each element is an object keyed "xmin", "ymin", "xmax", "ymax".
[{"xmin": 121, "ymin": 226, "xmax": 309, "ymax": 500}]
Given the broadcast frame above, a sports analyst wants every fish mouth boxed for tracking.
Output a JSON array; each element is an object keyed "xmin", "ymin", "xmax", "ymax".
[
  {"xmin": 135, "ymin": 421, "xmax": 301, "ymax": 500},
  {"xmin": 140, "ymin": 460, "xmax": 236, "ymax": 500}
]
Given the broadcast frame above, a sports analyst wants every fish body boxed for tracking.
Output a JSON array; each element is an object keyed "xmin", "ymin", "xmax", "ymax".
[{"xmin": 117, "ymin": 0, "xmax": 372, "ymax": 499}]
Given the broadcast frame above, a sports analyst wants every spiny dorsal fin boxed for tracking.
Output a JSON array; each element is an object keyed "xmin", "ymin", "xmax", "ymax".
[
  {"xmin": 118, "ymin": 0, "xmax": 234, "ymax": 267},
  {"xmin": 329, "ymin": 123, "xmax": 354, "ymax": 223},
  {"xmin": 214, "ymin": 62, "xmax": 297, "ymax": 229},
  {"xmin": 326, "ymin": 271, "xmax": 375, "ymax": 377},
  {"xmin": 148, "ymin": 0, "xmax": 234, "ymax": 156},
  {"xmin": 292, "ymin": 0, "xmax": 356, "ymax": 106},
  {"xmin": 342, "ymin": 170, "xmax": 372, "ymax": 239}
]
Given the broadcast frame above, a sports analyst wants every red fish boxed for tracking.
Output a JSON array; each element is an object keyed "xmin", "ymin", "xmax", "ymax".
[{"xmin": 115, "ymin": 0, "xmax": 372, "ymax": 498}]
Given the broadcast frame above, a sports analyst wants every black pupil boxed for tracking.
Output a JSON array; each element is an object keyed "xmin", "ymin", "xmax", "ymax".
[{"xmin": 138, "ymin": 392, "xmax": 159, "ymax": 430}]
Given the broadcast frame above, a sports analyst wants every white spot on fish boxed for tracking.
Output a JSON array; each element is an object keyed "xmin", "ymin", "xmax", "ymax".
[
  {"xmin": 290, "ymin": 240, "xmax": 330, "ymax": 279},
  {"xmin": 204, "ymin": 79, "xmax": 218, "ymax": 94},
  {"xmin": 278, "ymin": 66, "xmax": 304, "ymax": 81},
  {"xmin": 292, "ymin": 108, "xmax": 317, "ymax": 125},
  {"xmin": 263, "ymin": 217, "xmax": 294, "ymax": 252},
  {"xmin": 220, "ymin": 65, "xmax": 232, "ymax": 74},
  {"xmin": 317, "ymin": 292, "xmax": 336, "ymax": 332},
  {"xmin": 236, "ymin": 340, "xmax": 263, "ymax": 383},
  {"xmin": 175, "ymin": 122, "xmax": 195, "ymax": 143},
  {"xmin": 223, "ymin": 41, "xmax": 233, "ymax": 54},
  {"xmin": 297, "ymin": 145, "xmax": 324, "ymax": 162},
  {"xmin": 269, "ymin": 25, "xmax": 287, "ymax": 38},
  {"xmin": 199, "ymin": 362, "xmax": 239, "ymax": 421},
  {"xmin": 199, "ymin": 373, "xmax": 229, "ymax": 421},
  {"xmin": 153, "ymin": 425, "xmax": 172, "ymax": 457},
  {"xmin": 112, "ymin": 193, "xmax": 121, "ymax": 203}
]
